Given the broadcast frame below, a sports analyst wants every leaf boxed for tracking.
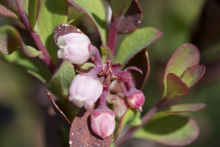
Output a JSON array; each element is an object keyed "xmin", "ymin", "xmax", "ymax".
[
  {"xmin": 0, "ymin": 0, "xmax": 25, "ymax": 15},
  {"xmin": 161, "ymin": 103, "xmax": 207, "ymax": 113},
  {"xmin": 0, "ymin": 25, "xmax": 42, "ymax": 57},
  {"xmin": 134, "ymin": 114, "xmax": 199, "ymax": 146},
  {"xmin": 67, "ymin": 0, "xmax": 107, "ymax": 43},
  {"xmin": 166, "ymin": 73, "xmax": 188, "ymax": 99},
  {"xmin": 110, "ymin": 0, "xmax": 132, "ymax": 17},
  {"xmin": 114, "ymin": 108, "xmax": 141, "ymax": 141},
  {"xmin": 28, "ymin": 0, "xmax": 39, "ymax": 28},
  {"xmin": 181, "ymin": 65, "xmax": 206, "ymax": 88},
  {"xmin": 118, "ymin": 0, "xmax": 143, "ymax": 34},
  {"xmin": 35, "ymin": 0, "xmax": 67, "ymax": 62},
  {"xmin": 163, "ymin": 43, "xmax": 200, "ymax": 94},
  {"xmin": 100, "ymin": 45, "xmax": 114, "ymax": 62},
  {"xmin": 125, "ymin": 50, "xmax": 150, "ymax": 90},
  {"xmin": 69, "ymin": 108, "xmax": 113, "ymax": 147},
  {"xmin": 49, "ymin": 60, "xmax": 75, "ymax": 98},
  {"xmin": 115, "ymin": 27, "xmax": 162, "ymax": 66},
  {"xmin": 0, "ymin": 4, "xmax": 17, "ymax": 18}
]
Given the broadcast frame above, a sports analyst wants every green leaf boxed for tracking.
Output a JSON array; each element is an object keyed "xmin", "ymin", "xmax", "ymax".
[
  {"xmin": 0, "ymin": 25, "xmax": 42, "ymax": 57},
  {"xmin": 35, "ymin": 0, "xmax": 67, "ymax": 62},
  {"xmin": 166, "ymin": 73, "xmax": 188, "ymax": 99},
  {"xmin": 28, "ymin": 0, "xmax": 39, "ymax": 28},
  {"xmin": 163, "ymin": 43, "xmax": 200, "ymax": 95},
  {"xmin": 110, "ymin": 0, "xmax": 132, "ymax": 17},
  {"xmin": 160, "ymin": 103, "xmax": 207, "ymax": 113},
  {"xmin": 78, "ymin": 62, "xmax": 95, "ymax": 71},
  {"xmin": 114, "ymin": 109, "xmax": 141, "ymax": 141},
  {"xmin": 134, "ymin": 114, "xmax": 199, "ymax": 146},
  {"xmin": 181, "ymin": 65, "xmax": 205, "ymax": 88},
  {"xmin": 100, "ymin": 45, "xmax": 114, "ymax": 62},
  {"xmin": 115, "ymin": 27, "xmax": 162, "ymax": 66},
  {"xmin": 67, "ymin": 0, "xmax": 107, "ymax": 43},
  {"xmin": 49, "ymin": 60, "xmax": 75, "ymax": 98}
]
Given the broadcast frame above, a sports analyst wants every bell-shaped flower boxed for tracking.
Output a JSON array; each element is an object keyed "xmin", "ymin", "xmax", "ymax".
[
  {"xmin": 113, "ymin": 93, "xmax": 128, "ymax": 120},
  {"xmin": 69, "ymin": 73, "xmax": 103, "ymax": 110},
  {"xmin": 127, "ymin": 89, "xmax": 145, "ymax": 111},
  {"xmin": 91, "ymin": 107, "xmax": 115, "ymax": 138},
  {"xmin": 57, "ymin": 33, "xmax": 91, "ymax": 65}
]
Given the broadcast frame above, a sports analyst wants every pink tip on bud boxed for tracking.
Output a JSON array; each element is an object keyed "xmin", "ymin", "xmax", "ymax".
[
  {"xmin": 91, "ymin": 108, "xmax": 115, "ymax": 138},
  {"xmin": 127, "ymin": 90, "xmax": 145, "ymax": 111},
  {"xmin": 57, "ymin": 33, "xmax": 91, "ymax": 65},
  {"xmin": 69, "ymin": 74, "xmax": 103, "ymax": 110}
]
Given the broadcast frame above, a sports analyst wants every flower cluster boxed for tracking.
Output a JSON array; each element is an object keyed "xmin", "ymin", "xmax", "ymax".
[{"xmin": 57, "ymin": 32, "xmax": 145, "ymax": 138}]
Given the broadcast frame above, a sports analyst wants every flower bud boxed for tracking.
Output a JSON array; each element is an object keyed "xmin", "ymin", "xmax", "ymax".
[
  {"xmin": 113, "ymin": 94, "xmax": 128, "ymax": 120},
  {"xmin": 91, "ymin": 108, "xmax": 115, "ymax": 138},
  {"xmin": 69, "ymin": 74, "xmax": 103, "ymax": 110},
  {"xmin": 127, "ymin": 90, "xmax": 145, "ymax": 111},
  {"xmin": 57, "ymin": 33, "xmax": 91, "ymax": 64}
]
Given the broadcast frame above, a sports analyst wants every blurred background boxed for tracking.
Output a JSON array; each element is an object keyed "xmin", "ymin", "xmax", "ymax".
[{"xmin": 0, "ymin": 0, "xmax": 220, "ymax": 147}]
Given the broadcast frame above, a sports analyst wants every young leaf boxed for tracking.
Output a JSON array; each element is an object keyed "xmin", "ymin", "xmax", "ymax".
[
  {"xmin": 160, "ymin": 103, "xmax": 207, "ymax": 113},
  {"xmin": 114, "ymin": 108, "xmax": 141, "ymax": 141},
  {"xmin": 166, "ymin": 73, "xmax": 188, "ymax": 99},
  {"xmin": 163, "ymin": 43, "xmax": 200, "ymax": 93},
  {"xmin": 116, "ymin": 27, "xmax": 162, "ymax": 66},
  {"xmin": 69, "ymin": 108, "xmax": 113, "ymax": 147},
  {"xmin": 181, "ymin": 65, "xmax": 206, "ymax": 88},
  {"xmin": 125, "ymin": 50, "xmax": 150, "ymax": 90},
  {"xmin": 0, "ymin": 4, "xmax": 17, "ymax": 18},
  {"xmin": 134, "ymin": 114, "xmax": 199, "ymax": 146},
  {"xmin": 67, "ymin": 0, "xmax": 107, "ymax": 43},
  {"xmin": 110, "ymin": 0, "xmax": 132, "ymax": 17},
  {"xmin": 35, "ymin": 0, "xmax": 67, "ymax": 62},
  {"xmin": 28, "ymin": 0, "xmax": 39, "ymax": 28},
  {"xmin": 0, "ymin": 25, "xmax": 42, "ymax": 57},
  {"xmin": 118, "ymin": 0, "xmax": 143, "ymax": 34},
  {"xmin": 49, "ymin": 60, "xmax": 75, "ymax": 98}
]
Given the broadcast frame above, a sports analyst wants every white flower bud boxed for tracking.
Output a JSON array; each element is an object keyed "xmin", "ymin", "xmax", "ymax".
[
  {"xmin": 69, "ymin": 74, "xmax": 103, "ymax": 110},
  {"xmin": 91, "ymin": 108, "xmax": 115, "ymax": 138},
  {"xmin": 57, "ymin": 33, "xmax": 90, "ymax": 65}
]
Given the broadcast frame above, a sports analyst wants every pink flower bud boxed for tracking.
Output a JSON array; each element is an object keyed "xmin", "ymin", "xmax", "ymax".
[
  {"xmin": 113, "ymin": 94, "xmax": 128, "ymax": 120},
  {"xmin": 127, "ymin": 90, "xmax": 145, "ymax": 111},
  {"xmin": 91, "ymin": 108, "xmax": 115, "ymax": 138},
  {"xmin": 69, "ymin": 74, "xmax": 103, "ymax": 110},
  {"xmin": 57, "ymin": 33, "xmax": 91, "ymax": 64}
]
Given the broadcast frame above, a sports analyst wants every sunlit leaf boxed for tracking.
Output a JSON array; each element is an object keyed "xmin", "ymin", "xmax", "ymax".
[
  {"xmin": 116, "ymin": 27, "xmax": 162, "ymax": 66},
  {"xmin": 181, "ymin": 65, "xmax": 205, "ymax": 88},
  {"xmin": 134, "ymin": 114, "xmax": 199, "ymax": 146},
  {"xmin": 161, "ymin": 103, "xmax": 207, "ymax": 113},
  {"xmin": 166, "ymin": 73, "xmax": 188, "ymax": 99},
  {"xmin": 163, "ymin": 43, "xmax": 200, "ymax": 94},
  {"xmin": 67, "ymin": 0, "xmax": 107, "ymax": 43},
  {"xmin": 35, "ymin": 0, "xmax": 67, "ymax": 62}
]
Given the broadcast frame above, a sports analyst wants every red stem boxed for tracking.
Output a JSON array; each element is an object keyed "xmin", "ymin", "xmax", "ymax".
[
  {"xmin": 15, "ymin": 0, "xmax": 55, "ymax": 73},
  {"xmin": 107, "ymin": 16, "xmax": 121, "ymax": 54},
  {"xmin": 115, "ymin": 97, "xmax": 167, "ymax": 146}
]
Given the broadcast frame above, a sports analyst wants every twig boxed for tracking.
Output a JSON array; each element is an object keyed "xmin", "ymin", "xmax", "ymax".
[
  {"xmin": 15, "ymin": 0, "xmax": 55, "ymax": 73},
  {"xmin": 115, "ymin": 97, "xmax": 167, "ymax": 146}
]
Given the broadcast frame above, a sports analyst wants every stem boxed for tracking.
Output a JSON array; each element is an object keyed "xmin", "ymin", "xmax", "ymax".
[
  {"xmin": 15, "ymin": 0, "xmax": 55, "ymax": 73},
  {"xmin": 91, "ymin": 45, "xmax": 103, "ymax": 67},
  {"xmin": 107, "ymin": 16, "xmax": 121, "ymax": 54},
  {"xmin": 115, "ymin": 97, "xmax": 167, "ymax": 147}
]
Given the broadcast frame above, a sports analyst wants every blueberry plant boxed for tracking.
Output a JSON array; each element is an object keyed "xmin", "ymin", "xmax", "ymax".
[{"xmin": 0, "ymin": 0, "xmax": 206, "ymax": 147}]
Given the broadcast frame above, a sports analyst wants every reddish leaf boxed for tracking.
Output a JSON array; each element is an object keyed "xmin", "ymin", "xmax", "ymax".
[
  {"xmin": 181, "ymin": 65, "xmax": 206, "ymax": 88},
  {"xmin": 166, "ymin": 73, "xmax": 188, "ymax": 99},
  {"xmin": 125, "ymin": 50, "xmax": 150, "ymax": 90},
  {"xmin": 53, "ymin": 24, "xmax": 83, "ymax": 45},
  {"xmin": 0, "ymin": 4, "xmax": 17, "ymax": 18},
  {"xmin": 118, "ymin": 0, "xmax": 143, "ymax": 34},
  {"xmin": 69, "ymin": 108, "xmax": 113, "ymax": 147},
  {"xmin": 161, "ymin": 103, "xmax": 207, "ymax": 113}
]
